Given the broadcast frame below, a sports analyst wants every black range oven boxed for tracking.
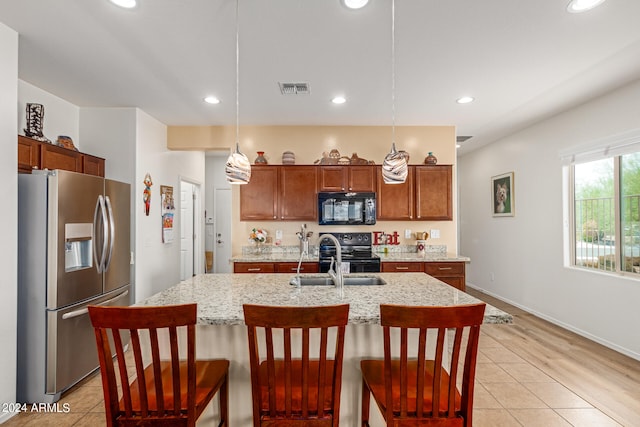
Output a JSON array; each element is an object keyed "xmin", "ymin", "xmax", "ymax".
[{"xmin": 318, "ymin": 232, "xmax": 381, "ymax": 273}]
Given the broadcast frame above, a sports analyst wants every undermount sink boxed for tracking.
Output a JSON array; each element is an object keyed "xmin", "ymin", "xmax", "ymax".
[{"xmin": 289, "ymin": 275, "xmax": 386, "ymax": 286}]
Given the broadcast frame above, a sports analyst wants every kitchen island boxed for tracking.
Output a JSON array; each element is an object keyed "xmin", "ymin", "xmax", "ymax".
[{"xmin": 139, "ymin": 273, "xmax": 512, "ymax": 425}]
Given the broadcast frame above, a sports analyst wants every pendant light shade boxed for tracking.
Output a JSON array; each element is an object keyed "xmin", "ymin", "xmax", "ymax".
[
  {"xmin": 382, "ymin": 142, "xmax": 408, "ymax": 184},
  {"xmin": 225, "ymin": 0, "xmax": 251, "ymax": 184},
  {"xmin": 382, "ymin": 0, "xmax": 406, "ymax": 184},
  {"xmin": 225, "ymin": 142, "xmax": 251, "ymax": 184}
]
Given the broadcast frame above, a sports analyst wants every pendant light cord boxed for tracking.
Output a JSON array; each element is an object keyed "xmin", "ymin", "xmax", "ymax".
[
  {"xmin": 391, "ymin": 0, "xmax": 395, "ymax": 147},
  {"xmin": 235, "ymin": 0, "xmax": 240, "ymax": 148}
]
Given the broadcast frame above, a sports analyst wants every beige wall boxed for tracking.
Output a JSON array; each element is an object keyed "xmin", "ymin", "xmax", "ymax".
[{"xmin": 169, "ymin": 125, "xmax": 458, "ymax": 255}]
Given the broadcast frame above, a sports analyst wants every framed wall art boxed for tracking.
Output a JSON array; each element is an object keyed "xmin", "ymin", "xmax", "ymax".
[{"xmin": 492, "ymin": 172, "xmax": 514, "ymax": 217}]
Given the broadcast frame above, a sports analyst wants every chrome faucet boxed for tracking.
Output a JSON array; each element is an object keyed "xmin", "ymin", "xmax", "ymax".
[
  {"xmin": 293, "ymin": 225, "xmax": 314, "ymax": 287},
  {"xmin": 318, "ymin": 234, "xmax": 343, "ymax": 291}
]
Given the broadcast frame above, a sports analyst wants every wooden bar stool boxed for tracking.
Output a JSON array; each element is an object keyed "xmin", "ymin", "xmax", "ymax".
[
  {"xmin": 88, "ymin": 303, "xmax": 229, "ymax": 427},
  {"xmin": 243, "ymin": 304, "xmax": 350, "ymax": 427},
  {"xmin": 360, "ymin": 303, "xmax": 486, "ymax": 427}
]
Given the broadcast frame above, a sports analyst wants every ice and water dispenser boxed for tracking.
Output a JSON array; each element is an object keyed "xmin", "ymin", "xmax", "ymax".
[{"xmin": 64, "ymin": 223, "xmax": 93, "ymax": 272}]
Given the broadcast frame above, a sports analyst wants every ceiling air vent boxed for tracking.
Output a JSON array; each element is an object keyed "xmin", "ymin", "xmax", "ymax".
[
  {"xmin": 279, "ymin": 82, "xmax": 310, "ymax": 95},
  {"xmin": 456, "ymin": 136, "xmax": 473, "ymax": 143}
]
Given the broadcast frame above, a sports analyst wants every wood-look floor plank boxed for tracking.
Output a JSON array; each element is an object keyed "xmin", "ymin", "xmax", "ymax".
[{"xmin": 469, "ymin": 288, "xmax": 640, "ymax": 427}]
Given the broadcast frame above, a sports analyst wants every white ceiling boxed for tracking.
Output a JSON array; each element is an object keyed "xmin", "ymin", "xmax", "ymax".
[{"xmin": 2, "ymin": 0, "xmax": 640, "ymax": 155}]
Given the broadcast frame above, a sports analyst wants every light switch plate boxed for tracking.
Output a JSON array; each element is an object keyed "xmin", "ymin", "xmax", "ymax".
[
  {"xmin": 430, "ymin": 229, "xmax": 440, "ymax": 239},
  {"xmin": 404, "ymin": 229, "xmax": 412, "ymax": 239},
  {"xmin": 275, "ymin": 230, "xmax": 283, "ymax": 240}
]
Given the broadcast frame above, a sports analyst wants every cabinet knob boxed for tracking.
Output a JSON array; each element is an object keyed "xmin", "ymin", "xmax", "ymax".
[{"xmin": 273, "ymin": 216, "xmax": 277, "ymax": 219}]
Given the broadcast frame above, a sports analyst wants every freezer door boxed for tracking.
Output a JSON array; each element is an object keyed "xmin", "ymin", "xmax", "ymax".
[
  {"xmin": 48, "ymin": 170, "xmax": 104, "ymax": 309},
  {"xmin": 104, "ymin": 179, "xmax": 131, "ymax": 294},
  {"xmin": 46, "ymin": 286, "xmax": 130, "ymax": 398}
]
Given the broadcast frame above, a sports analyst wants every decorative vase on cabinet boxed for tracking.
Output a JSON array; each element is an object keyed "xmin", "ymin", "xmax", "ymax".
[
  {"xmin": 424, "ymin": 152, "xmax": 437, "ymax": 165},
  {"xmin": 255, "ymin": 151, "xmax": 268, "ymax": 164}
]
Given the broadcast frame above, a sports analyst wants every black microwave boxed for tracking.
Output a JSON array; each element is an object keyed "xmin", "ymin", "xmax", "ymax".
[{"xmin": 318, "ymin": 192, "xmax": 376, "ymax": 225}]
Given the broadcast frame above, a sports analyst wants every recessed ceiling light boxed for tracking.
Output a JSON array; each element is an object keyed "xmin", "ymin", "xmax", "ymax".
[
  {"xmin": 204, "ymin": 96, "xmax": 220, "ymax": 105},
  {"xmin": 342, "ymin": 0, "xmax": 369, "ymax": 10},
  {"xmin": 456, "ymin": 96, "xmax": 474, "ymax": 104},
  {"xmin": 109, "ymin": 0, "xmax": 137, "ymax": 9},
  {"xmin": 332, "ymin": 96, "xmax": 347, "ymax": 104},
  {"xmin": 566, "ymin": 0, "xmax": 606, "ymax": 13}
]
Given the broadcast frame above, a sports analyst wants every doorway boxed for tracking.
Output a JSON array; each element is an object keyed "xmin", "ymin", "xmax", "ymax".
[
  {"xmin": 180, "ymin": 179, "xmax": 202, "ymax": 280},
  {"xmin": 214, "ymin": 188, "xmax": 232, "ymax": 273}
]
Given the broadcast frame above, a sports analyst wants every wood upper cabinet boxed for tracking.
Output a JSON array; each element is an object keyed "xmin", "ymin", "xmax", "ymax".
[
  {"xmin": 240, "ymin": 166, "xmax": 279, "ymax": 220},
  {"xmin": 415, "ymin": 165, "xmax": 453, "ymax": 220},
  {"xmin": 240, "ymin": 165, "xmax": 318, "ymax": 221},
  {"xmin": 18, "ymin": 136, "xmax": 40, "ymax": 173},
  {"xmin": 18, "ymin": 135, "xmax": 105, "ymax": 177},
  {"xmin": 279, "ymin": 166, "xmax": 318, "ymax": 220},
  {"xmin": 82, "ymin": 154, "xmax": 105, "ymax": 177},
  {"xmin": 376, "ymin": 166, "xmax": 415, "ymax": 220},
  {"xmin": 318, "ymin": 165, "xmax": 376, "ymax": 192},
  {"xmin": 41, "ymin": 143, "xmax": 82, "ymax": 173}
]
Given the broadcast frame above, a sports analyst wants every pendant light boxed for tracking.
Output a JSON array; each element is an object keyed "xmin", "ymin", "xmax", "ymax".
[
  {"xmin": 225, "ymin": 0, "xmax": 251, "ymax": 184},
  {"xmin": 382, "ymin": 0, "xmax": 407, "ymax": 184}
]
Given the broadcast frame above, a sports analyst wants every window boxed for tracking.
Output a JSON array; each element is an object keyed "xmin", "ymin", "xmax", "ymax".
[{"xmin": 571, "ymin": 152, "xmax": 640, "ymax": 274}]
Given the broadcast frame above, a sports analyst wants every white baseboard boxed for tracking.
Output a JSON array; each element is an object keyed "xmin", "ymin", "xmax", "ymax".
[{"xmin": 466, "ymin": 282, "xmax": 640, "ymax": 362}]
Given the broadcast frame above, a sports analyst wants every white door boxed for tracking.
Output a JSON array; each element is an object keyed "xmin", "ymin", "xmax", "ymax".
[
  {"xmin": 180, "ymin": 182, "xmax": 194, "ymax": 280},
  {"xmin": 214, "ymin": 188, "xmax": 232, "ymax": 273}
]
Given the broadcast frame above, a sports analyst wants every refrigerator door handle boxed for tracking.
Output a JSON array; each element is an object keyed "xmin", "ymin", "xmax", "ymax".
[
  {"xmin": 60, "ymin": 289, "xmax": 130, "ymax": 320},
  {"xmin": 93, "ymin": 195, "xmax": 108, "ymax": 273},
  {"xmin": 104, "ymin": 196, "xmax": 115, "ymax": 272},
  {"xmin": 92, "ymin": 195, "xmax": 103, "ymax": 272}
]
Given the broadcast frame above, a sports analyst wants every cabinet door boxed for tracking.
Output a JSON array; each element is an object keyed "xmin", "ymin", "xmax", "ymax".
[
  {"xmin": 280, "ymin": 166, "xmax": 318, "ymax": 220},
  {"xmin": 424, "ymin": 262, "xmax": 465, "ymax": 291},
  {"xmin": 275, "ymin": 262, "xmax": 319, "ymax": 273},
  {"xmin": 233, "ymin": 262, "xmax": 275, "ymax": 273},
  {"xmin": 348, "ymin": 165, "xmax": 376, "ymax": 192},
  {"xmin": 381, "ymin": 262, "xmax": 424, "ymax": 272},
  {"xmin": 18, "ymin": 136, "xmax": 40, "ymax": 173},
  {"xmin": 415, "ymin": 165, "xmax": 452, "ymax": 220},
  {"xmin": 318, "ymin": 166, "xmax": 346, "ymax": 191},
  {"xmin": 41, "ymin": 143, "xmax": 82, "ymax": 173},
  {"xmin": 376, "ymin": 166, "xmax": 415, "ymax": 220},
  {"xmin": 83, "ymin": 155, "xmax": 105, "ymax": 177},
  {"xmin": 240, "ymin": 166, "xmax": 279, "ymax": 220}
]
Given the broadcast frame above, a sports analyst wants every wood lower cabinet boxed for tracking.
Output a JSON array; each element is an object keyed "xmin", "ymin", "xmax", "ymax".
[
  {"xmin": 18, "ymin": 135, "xmax": 105, "ymax": 177},
  {"xmin": 381, "ymin": 262, "xmax": 424, "ymax": 273},
  {"xmin": 234, "ymin": 261, "xmax": 319, "ymax": 274},
  {"xmin": 233, "ymin": 262, "xmax": 276, "ymax": 273},
  {"xmin": 380, "ymin": 260, "xmax": 466, "ymax": 291},
  {"xmin": 275, "ymin": 262, "xmax": 319, "ymax": 273},
  {"xmin": 424, "ymin": 262, "xmax": 465, "ymax": 291}
]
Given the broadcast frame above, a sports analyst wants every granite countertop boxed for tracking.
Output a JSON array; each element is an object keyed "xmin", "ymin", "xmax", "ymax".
[
  {"xmin": 230, "ymin": 253, "xmax": 319, "ymax": 263},
  {"xmin": 230, "ymin": 252, "xmax": 469, "ymax": 263},
  {"xmin": 375, "ymin": 252, "xmax": 470, "ymax": 262},
  {"xmin": 138, "ymin": 273, "xmax": 511, "ymax": 326}
]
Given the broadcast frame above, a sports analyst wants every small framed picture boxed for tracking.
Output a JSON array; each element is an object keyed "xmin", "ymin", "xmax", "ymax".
[{"xmin": 492, "ymin": 172, "xmax": 514, "ymax": 217}]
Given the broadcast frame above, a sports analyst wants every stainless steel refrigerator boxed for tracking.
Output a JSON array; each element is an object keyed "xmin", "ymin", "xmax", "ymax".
[{"xmin": 17, "ymin": 169, "xmax": 131, "ymax": 403}]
